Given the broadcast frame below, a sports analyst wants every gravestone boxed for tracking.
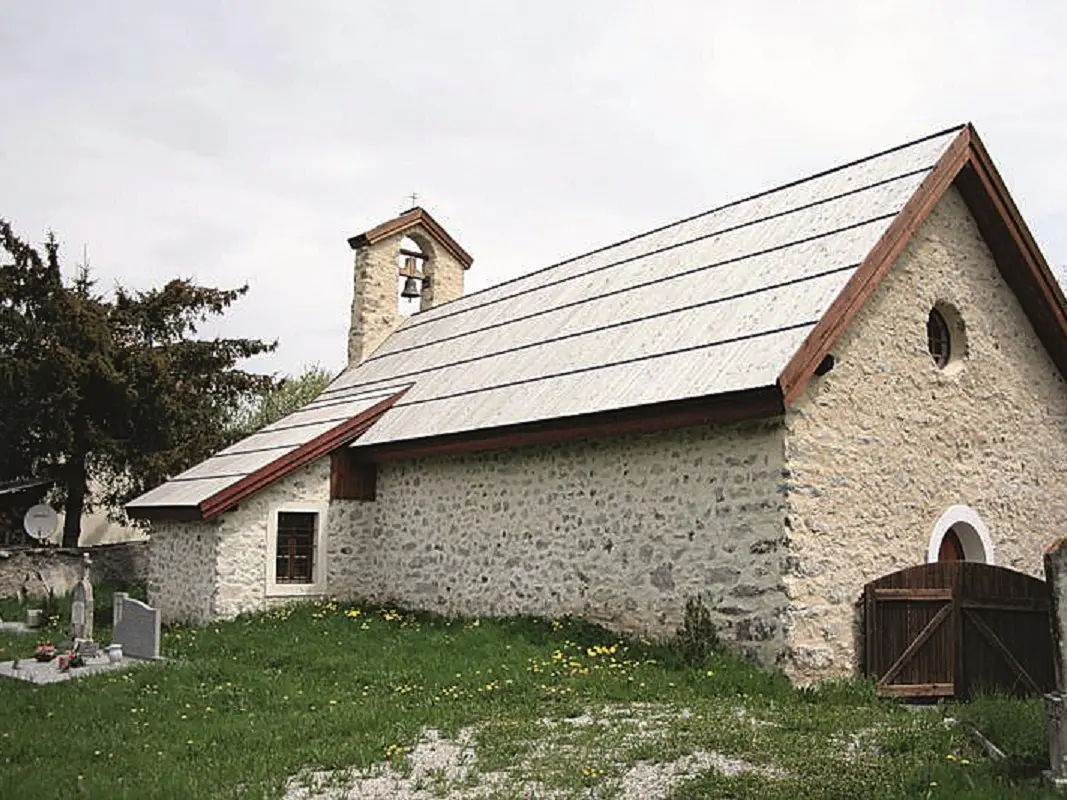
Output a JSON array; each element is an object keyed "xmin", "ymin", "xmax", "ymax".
[
  {"xmin": 113, "ymin": 593, "xmax": 161, "ymax": 660},
  {"xmin": 70, "ymin": 554, "xmax": 94, "ymax": 643}
]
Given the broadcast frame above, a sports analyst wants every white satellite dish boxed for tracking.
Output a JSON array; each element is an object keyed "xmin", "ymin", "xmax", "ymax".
[{"xmin": 23, "ymin": 504, "xmax": 58, "ymax": 542}]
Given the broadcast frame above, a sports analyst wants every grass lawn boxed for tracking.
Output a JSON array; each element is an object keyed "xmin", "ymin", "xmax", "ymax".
[{"xmin": 0, "ymin": 595, "xmax": 1058, "ymax": 799}]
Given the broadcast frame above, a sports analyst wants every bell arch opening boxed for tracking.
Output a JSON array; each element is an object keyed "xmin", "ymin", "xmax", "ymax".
[
  {"xmin": 397, "ymin": 236, "xmax": 428, "ymax": 317},
  {"xmin": 926, "ymin": 505, "xmax": 994, "ymax": 565}
]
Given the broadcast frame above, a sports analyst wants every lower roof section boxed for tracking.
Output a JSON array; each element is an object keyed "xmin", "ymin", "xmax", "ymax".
[{"xmin": 126, "ymin": 386, "xmax": 407, "ymax": 521}]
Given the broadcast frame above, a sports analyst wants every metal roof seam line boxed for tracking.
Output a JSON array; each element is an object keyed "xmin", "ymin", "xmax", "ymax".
[
  {"xmin": 368, "ymin": 167, "xmax": 936, "ymax": 342},
  {"xmin": 383, "ymin": 319, "xmax": 820, "ymax": 411},
  {"xmin": 386, "ymin": 126, "xmax": 964, "ymax": 331},
  {"xmin": 321, "ymin": 264, "xmax": 858, "ymax": 400},
  {"xmin": 343, "ymin": 216, "xmax": 897, "ymax": 376}
]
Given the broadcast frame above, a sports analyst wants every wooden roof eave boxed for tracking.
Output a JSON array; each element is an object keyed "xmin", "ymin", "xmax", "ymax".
[
  {"xmin": 347, "ymin": 207, "xmax": 473, "ymax": 268},
  {"xmin": 954, "ymin": 126, "xmax": 1067, "ymax": 382},
  {"xmin": 126, "ymin": 388, "xmax": 407, "ymax": 523},
  {"xmin": 354, "ymin": 386, "xmax": 786, "ymax": 463},
  {"xmin": 777, "ymin": 123, "xmax": 1067, "ymax": 405}
]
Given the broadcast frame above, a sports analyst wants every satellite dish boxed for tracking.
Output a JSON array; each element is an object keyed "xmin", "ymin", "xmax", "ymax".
[{"xmin": 23, "ymin": 504, "xmax": 58, "ymax": 542}]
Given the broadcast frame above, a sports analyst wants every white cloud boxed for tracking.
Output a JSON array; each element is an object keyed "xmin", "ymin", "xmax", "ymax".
[{"xmin": 1, "ymin": 1, "xmax": 1065, "ymax": 376}]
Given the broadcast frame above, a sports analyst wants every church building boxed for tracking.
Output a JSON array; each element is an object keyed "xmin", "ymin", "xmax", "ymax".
[{"xmin": 127, "ymin": 124, "xmax": 1067, "ymax": 682}]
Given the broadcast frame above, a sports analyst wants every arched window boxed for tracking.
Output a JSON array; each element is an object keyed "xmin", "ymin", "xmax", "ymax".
[{"xmin": 926, "ymin": 505, "xmax": 994, "ymax": 565}]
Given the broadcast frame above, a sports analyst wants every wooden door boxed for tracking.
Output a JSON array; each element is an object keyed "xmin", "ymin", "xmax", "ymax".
[
  {"xmin": 865, "ymin": 564, "xmax": 957, "ymax": 697},
  {"xmin": 864, "ymin": 562, "xmax": 1054, "ymax": 699}
]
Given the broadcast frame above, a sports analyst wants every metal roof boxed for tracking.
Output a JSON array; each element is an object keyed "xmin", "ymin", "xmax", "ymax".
[
  {"xmin": 326, "ymin": 126, "xmax": 962, "ymax": 447},
  {"xmin": 126, "ymin": 385, "xmax": 404, "ymax": 511}
]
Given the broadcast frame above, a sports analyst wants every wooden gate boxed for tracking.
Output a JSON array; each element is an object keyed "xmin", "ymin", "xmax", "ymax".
[{"xmin": 863, "ymin": 562, "xmax": 1054, "ymax": 699}]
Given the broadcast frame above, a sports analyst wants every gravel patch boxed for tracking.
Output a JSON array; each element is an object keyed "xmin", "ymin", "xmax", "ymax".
[{"xmin": 285, "ymin": 704, "xmax": 785, "ymax": 800}]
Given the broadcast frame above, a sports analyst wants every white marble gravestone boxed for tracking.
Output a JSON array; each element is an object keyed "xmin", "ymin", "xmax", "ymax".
[
  {"xmin": 71, "ymin": 554, "xmax": 94, "ymax": 642},
  {"xmin": 113, "ymin": 593, "xmax": 161, "ymax": 660}
]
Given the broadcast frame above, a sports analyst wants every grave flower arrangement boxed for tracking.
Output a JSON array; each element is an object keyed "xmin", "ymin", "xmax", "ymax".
[
  {"xmin": 34, "ymin": 644, "xmax": 56, "ymax": 662},
  {"xmin": 56, "ymin": 648, "xmax": 86, "ymax": 670}
]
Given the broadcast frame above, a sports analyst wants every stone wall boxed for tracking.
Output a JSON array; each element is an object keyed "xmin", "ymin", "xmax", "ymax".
[
  {"xmin": 146, "ymin": 459, "xmax": 333, "ymax": 624},
  {"xmin": 0, "ymin": 542, "xmax": 149, "ymax": 602},
  {"xmin": 212, "ymin": 459, "xmax": 331, "ymax": 619},
  {"xmin": 148, "ymin": 520, "xmax": 218, "ymax": 625},
  {"xmin": 329, "ymin": 420, "xmax": 791, "ymax": 664},
  {"xmin": 146, "ymin": 404, "xmax": 793, "ymax": 668},
  {"xmin": 782, "ymin": 186, "xmax": 1067, "ymax": 681},
  {"xmin": 87, "ymin": 541, "xmax": 150, "ymax": 585}
]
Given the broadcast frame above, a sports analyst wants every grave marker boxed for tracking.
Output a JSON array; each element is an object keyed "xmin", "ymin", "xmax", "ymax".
[
  {"xmin": 112, "ymin": 593, "xmax": 161, "ymax": 660},
  {"xmin": 70, "ymin": 554, "xmax": 94, "ymax": 643}
]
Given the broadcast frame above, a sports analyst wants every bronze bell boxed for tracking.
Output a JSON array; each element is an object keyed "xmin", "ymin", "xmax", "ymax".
[{"xmin": 400, "ymin": 276, "xmax": 421, "ymax": 299}]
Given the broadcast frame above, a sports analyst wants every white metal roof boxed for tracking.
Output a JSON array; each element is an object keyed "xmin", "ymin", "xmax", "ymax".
[
  {"xmin": 126, "ymin": 385, "xmax": 403, "ymax": 510},
  {"xmin": 332, "ymin": 126, "xmax": 961, "ymax": 447}
]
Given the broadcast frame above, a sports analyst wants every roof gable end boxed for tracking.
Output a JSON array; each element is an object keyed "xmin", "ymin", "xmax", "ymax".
[
  {"xmin": 347, "ymin": 206, "xmax": 473, "ymax": 268},
  {"xmin": 779, "ymin": 124, "xmax": 1067, "ymax": 405}
]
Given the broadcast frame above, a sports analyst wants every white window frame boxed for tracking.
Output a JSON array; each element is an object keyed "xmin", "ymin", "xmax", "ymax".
[{"xmin": 265, "ymin": 503, "xmax": 328, "ymax": 597}]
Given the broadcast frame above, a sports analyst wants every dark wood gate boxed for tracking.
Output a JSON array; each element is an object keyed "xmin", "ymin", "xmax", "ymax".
[{"xmin": 863, "ymin": 561, "xmax": 1054, "ymax": 699}]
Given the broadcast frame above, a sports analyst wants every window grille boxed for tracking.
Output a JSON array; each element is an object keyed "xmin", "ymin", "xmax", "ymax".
[{"xmin": 275, "ymin": 511, "xmax": 316, "ymax": 584}]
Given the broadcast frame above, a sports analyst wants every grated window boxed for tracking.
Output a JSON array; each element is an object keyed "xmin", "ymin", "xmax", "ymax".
[{"xmin": 275, "ymin": 511, "xmax": 316, "ymax": 584}]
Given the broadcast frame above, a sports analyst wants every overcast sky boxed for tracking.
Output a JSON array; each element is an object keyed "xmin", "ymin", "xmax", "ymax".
[{"xmin": 2, "ymin": 1, "xmax": 1065, "ymax": 378}]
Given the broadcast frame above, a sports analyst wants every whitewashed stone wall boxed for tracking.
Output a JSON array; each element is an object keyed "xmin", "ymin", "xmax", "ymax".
[
  {"xmin": 148, "ymin": 520, "xmax": 217, "ymax": 625},
  {"xmin": 783, "ymin": 186, "xmax": 1067, "ymax": 681},
  {"xmin": 211, "ymin": 459, "xmax": 332, "ymax": 619},
  {"xmin": 148, "ymin": 459, "xmax": 332, "ymax": 623},
  {"xmin": 329, "ymin": 421, "xmax": 791, "ymax": 664}
]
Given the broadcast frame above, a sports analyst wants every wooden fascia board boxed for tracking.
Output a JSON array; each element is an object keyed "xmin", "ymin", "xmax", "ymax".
[
  {"xmin": 956, "ymin": 144, "xmax": 1067, "ymax": 382},
  {"xmin": 125, "ymin": 505, "xmax": 206, "ymax": 522},
  {"xmin": 356, "ymin": 386, "xmax": 785, "ymax": 463},
  {"xmin": 965, "ymin": 125, "xmax": 1067, "ymax": 312},
  {"xmin": 127, "ymin": 389, "xmax": 407, "ymax": 522},
  {"xmin": 347, "ymin": 208, "xmax": 473, "ymax": 268},
  {"xmin": 777, "ymin": 127, "xmax": 973, "ymax": 406},
  {"xmin": 198, "ymin": 389, "xmax": 406, "ymax": 519}
]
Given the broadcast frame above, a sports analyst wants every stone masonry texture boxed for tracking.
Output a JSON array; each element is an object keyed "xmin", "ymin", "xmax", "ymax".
[
  {"xmin": 330, "ymin": 421, "xmax": 790, "ymax": 664},
  {"xmin": 148, "ymin": 459, "xmax": 332, "ymax": 624},
  {"xmin": 148, "ymin": 519, "xmax": 217, "ymax": 625},
  {"xmin": 0, "ymin": 542, "xmax": 148, "ymax": 601},
  {"xmin": 149, "ymin": 421, "xmax": 792, "ymax": 666},
  {"xmin": 782, "ymin": 186, "xmax": 1067, "ymax": 682}
]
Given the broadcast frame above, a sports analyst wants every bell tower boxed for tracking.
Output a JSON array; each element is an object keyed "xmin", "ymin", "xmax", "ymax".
[{"xmin": 345, "ymin": 206, "xmax": 473, "ymax": 366}]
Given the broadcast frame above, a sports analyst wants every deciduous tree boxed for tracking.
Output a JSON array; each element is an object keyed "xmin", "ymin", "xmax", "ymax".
[{"xmin": 228, "ymin": 363, "xmax": 334, "ymax": 440}]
